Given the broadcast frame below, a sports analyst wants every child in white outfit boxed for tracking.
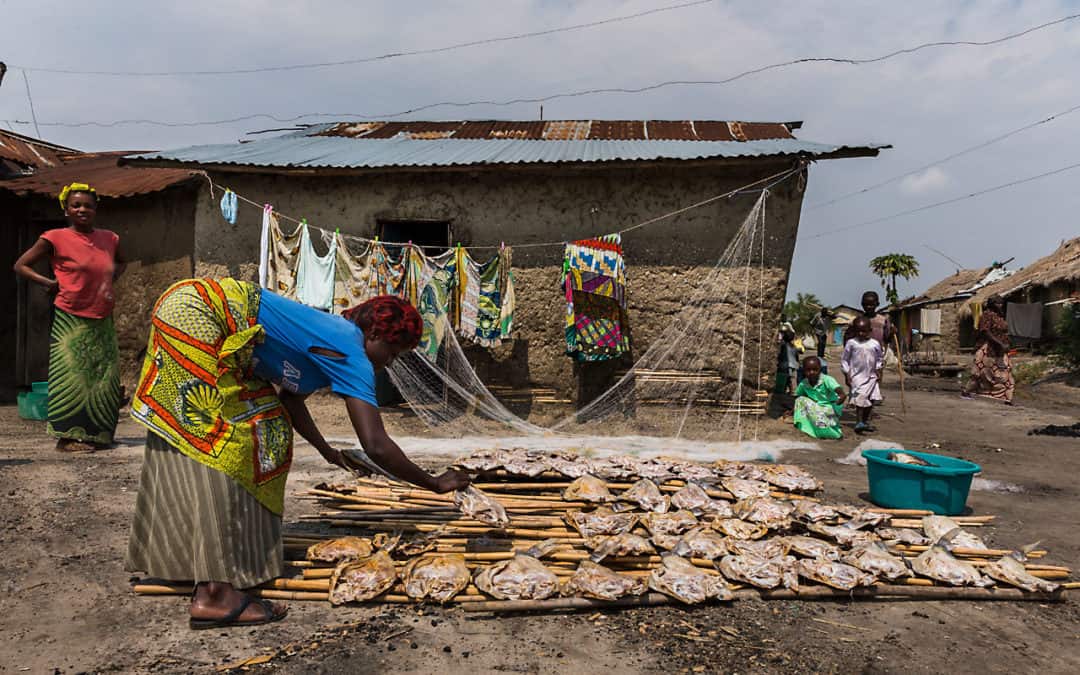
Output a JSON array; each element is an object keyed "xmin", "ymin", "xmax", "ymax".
[{"xmin": 841, "ymin": 316, "xmax": 884, "ymax": 433}]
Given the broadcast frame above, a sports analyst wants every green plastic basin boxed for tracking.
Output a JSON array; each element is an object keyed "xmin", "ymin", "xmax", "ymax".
[
  {"xmin": 862, "ymin": 448, "xmax": 980, "ymax": 516},
  {"xmin": 17, "ymin": 390, "xmax": 49, "ymax": 421},
  {"xmin": 31, "ymin": 381, "xmax": 48, "ymax": 394}
]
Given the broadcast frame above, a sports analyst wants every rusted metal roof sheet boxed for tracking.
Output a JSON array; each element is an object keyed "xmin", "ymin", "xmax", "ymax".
[
  {"xmin": 0, "ymin": 152, "xmax": 198, "ymax": 199},
  {"xmin": 0, "ymin": 129, "xmax": 77, "ymax": 170},
  {"xmin": 315, "ymin": 120, "xmax": 799, "ymax": 142}
]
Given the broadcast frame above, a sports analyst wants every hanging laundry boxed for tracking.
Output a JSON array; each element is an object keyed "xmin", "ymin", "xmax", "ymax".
[
  {"xmin": 475, "ymin": 246, "xmax": 516, "ymax": 346},
  {"xmin": 332, "ymin": 238, "xmax": 406, "ymax": 312},
  {"xmin": 564, "ymin": 235, "xmax": 630, "ymax": 362},
  {"xmin": 258, "ymin": 205, "xmax": 272, "ymax": 289},
  {"xmin": 1006, "ymin": 302, "xmax": 1043, "ymax": 339},
  {"xmin": 417, "ymin": 250, "xmax": 456, "ymax": 361},
  {"xmin": 455, "ymin": 246, "xmax": 482, "ymax": 342},
  {"xmin": 264, "ymin": 211, "xmax": 302, "ymax": 298},
  {"xmin": 294, "ymin": 222, "xmax": 337, "ymax": 311},
  {"xmin": 219, "ymin": 189, "xmax": 238, "ymax": 224}
]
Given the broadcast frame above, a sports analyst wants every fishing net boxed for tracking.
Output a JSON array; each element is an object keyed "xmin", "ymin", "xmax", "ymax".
[{"xmin": 383, "ymin": 191, "xmax": 786, "ymax": 451}]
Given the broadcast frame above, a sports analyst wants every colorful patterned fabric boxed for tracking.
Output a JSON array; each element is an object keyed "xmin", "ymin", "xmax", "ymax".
[
  {"xmin": 564, "ymin": 234, "xmax": 630, "ymax": 362},
  {"xmin": 332, "ymin": 239, "xmax": 406, "ymax": 312},
  {"xmin": 47, "ymin": 308, "xmax": 121, "ymax": 444},
  {"xmin": 793, "ymin": 374, "xmax": 843, "ymax": 439},
  {"xmin": 417, "ymin": 258, "xmax": 455, "ymax": 360},
  {"xmin": 131, "ymin": 278, "xmax": 293, "ymax": 515},
  {"xmin": 264, "ymin": 212, "xmax": 301, "ymax": 299},
  {"xmin": 968, "ymin": 343, "xmax": 1014, "ymax": 403}
]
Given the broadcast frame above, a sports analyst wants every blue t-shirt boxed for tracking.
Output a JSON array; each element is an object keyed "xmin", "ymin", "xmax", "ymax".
[{"xmin": 251, "ymin": 290, "xmax": 377, "ymax": 405}]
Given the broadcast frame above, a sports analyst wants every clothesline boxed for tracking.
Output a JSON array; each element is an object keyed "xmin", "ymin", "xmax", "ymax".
[{"xmin": 198, "ymin": 163, "xmax": 803, "ymax": 251}]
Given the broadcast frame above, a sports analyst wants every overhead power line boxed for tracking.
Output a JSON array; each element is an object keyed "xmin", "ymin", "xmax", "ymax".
[
  {"xmin": 4, "ymin": 11, "xmax": 1077, "ymax": 130},
  {"xmin": 806, "ymin": 159, "xmax": 1080, "ymax": 241},
  {"xmin": 9, "ymin": 0, "xmax": 716, "ymax": 76},
  {"xmin": 806, "ymin": 101, "xmax": 1080, "ymax": 210}
]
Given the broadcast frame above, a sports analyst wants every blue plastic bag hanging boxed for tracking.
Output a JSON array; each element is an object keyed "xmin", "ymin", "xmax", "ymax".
[{"xmin": 219, "ymin": 189, "xmax": 238, "ymax": 224}]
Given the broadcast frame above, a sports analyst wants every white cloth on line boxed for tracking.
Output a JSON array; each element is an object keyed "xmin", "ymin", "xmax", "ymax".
[
  {"xmin": 258, "ymin": 206, "xmax": 271, "ymax": 289},
  {"xmin": 1006, "ymin": 302, "xmax": 1042, "ymax": 339},
  {"xmin": 294, "ymin": 224, "xmax": 337, "ymax": 310},
  {"xmin": 919, "ymin": 308, "xmax": 942, "ymax": 335}
]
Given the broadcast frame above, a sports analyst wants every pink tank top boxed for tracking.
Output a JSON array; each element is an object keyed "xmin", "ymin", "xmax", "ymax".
[{"xmin": 40, "ymin": 227, "xmax": 119, "ymax": 319}]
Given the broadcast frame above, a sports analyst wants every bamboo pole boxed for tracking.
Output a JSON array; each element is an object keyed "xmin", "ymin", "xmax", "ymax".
[{"xmin": 893, "ymin": 332, "xmax": 907, "ymax": 415}]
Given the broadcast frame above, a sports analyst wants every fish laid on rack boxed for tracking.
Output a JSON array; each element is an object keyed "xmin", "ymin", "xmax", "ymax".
[
  {"xmin": 473, "ymin": 542, "xmax": 561, "ymax": 600},
  {"xmin": 619, "ymin": 478, "xmax": 670, "ymax": 513},
  {"xmin": 670, "ymin": 483, "xmax": 732, "ymax": 517},
  {"xmin": 793, "ymin": 500, "xmax": 839, "ymax": 523},
  {"xmin": 922, "ymin": 516, "xmax": 988, "ymax": 550},
  {"xmin": 807, "ymin": 522, "xmax": 880, "ymax": 548},
  {"xmin": 306, "ymin": 536, "xmax": 374, "ymax": 563},
  {"xmin": 710, "ymin": 518, "xmax": 768, "ymax": 541},
  {"xmin": 635, "ymin": 460, "xmax": 678, "ymax": 482},
  {"xmin": 402, "ymin": 553, "xmax": 471, "ymax": 602},
  {"xmin": 565, "ymin": 507, "xmax": 638, "ymax": 538},
  {"xmin": 717, "ymin": 554, "xmax": 799, "ymax": 590},
  {"xmin": 672, "ymin": 526, "xmax": 729, "ymax": 560},
  {"xmin": 649, "ymin": 554, "xmax": 733, "ymax": 604},
  {"xmin": 456, "ymin": 449, "xmax": 507, "ymax": 472},
  {"xmin": 720, "ymin": 477, "xmax": 772, "ymax": 500},
  {"xmin": 502, "ymin": 451, "xmax": 552, "ymax": 477},
  {"xmin": 664, "ymin": 459, "xmax": 719, "ymax": 484},
  {"xmin": 733, "ymin": 497, "xmax": 795, "ymax": 529},
  {"xmin": 398, "ymin": 527, "xmax": 450, "ymax": 556},
  {"xmin": 712, "ymin": 460, "xmax": 766, "ymax": 481},
  {"xmin": 911, "ymin": 545, "xmax": 994, "ymax": 587},
  {"xmin": 983, "ymin": 553, "xmax": 1061, "ymax": 593},
  {"xmin": 876, "ymin": 527, "xmax": 931, "ymax": 547},
  {"xmin": 724, "ymin": 537, "xmax": 790, "ymax": 560},
  {"xmin": 586, "ymin": 533, "xmax": 656, "ymax": 562},
  {"xmin": 547, "ymin": 450, "xmax": 592, "ymax": 478},
  {"xmin": 562, "ymin": 561, "xmax": 647, "ymax": 601},
  {"xmin": 797, "ymin": 559, "xmax": 877, "ymax": 591},
  {"xmin": 329, "ymin": 550, "xmax": 398, "ymax": 605},
  {"xmin": 841, "ymin": 510, "xmax": 892, "ymax": 530},
  {"xmin": 784, "ymin": 535, "xmax": 841, "ymax": 561},
  {"xmin": 641, "ymin": 510, "xmax": 700, "ymax": 550},
  {"xmin": 585, "ymin": 458, "xmax": 638, "ymax": 481},
  {"xmin": 563, "ymin": 475, "xmax": 615, "ymax": 503},
  {"xmin": 843, "ymin": 542, "xmax": 912, "ymax": 580},
  {"xmin": 760, "ymin": 464, "xmax": 823, "ymax": 492},
  {"xmin": 454, "ymin": 486, "xmax": 510, "ymax": 528}
]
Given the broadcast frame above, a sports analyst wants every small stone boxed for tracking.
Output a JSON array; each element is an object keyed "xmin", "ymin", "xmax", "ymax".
[
  {"xmin": 410, "ymin": 642, "xmax": 418, "ymax": 650},
  {"xmin": 443, "ymin": 646, "xmax": 452, "ymax": 653},
  {"xmin": 462, "ymin": 651, "xmax": 470, "ymax": 658},
  {"xmin": 387, "ymin": 645, "xmax": 396, "ymax": 652}
]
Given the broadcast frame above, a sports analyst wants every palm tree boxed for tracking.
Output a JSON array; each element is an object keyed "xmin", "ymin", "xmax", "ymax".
[{"xmin": 869, "ymin": 253, "xmax": 920, "ymax": 305}]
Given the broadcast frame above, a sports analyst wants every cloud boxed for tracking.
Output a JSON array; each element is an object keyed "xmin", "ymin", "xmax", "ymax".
[{"xmin": 899, "ymin": 167, "xmax": 950, "ymax": 195}]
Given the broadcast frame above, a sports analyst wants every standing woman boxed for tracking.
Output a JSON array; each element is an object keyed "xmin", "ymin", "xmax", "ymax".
[
  {"xmin": 961, "ymin": 294, "xmax": 1014, "ymax": 404},
  {"xmin": 125, "ymin": 281, "xmax": 469, "ymax": 628},
  {"xmin": 13, "ymin": 183, "xmax": 126, "ymax": 451}
]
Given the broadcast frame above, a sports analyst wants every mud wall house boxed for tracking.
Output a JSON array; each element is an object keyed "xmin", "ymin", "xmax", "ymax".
[
  {"xmin": 123, "ymin": 120, "xmax": 886, "ymax": 405},
  {"xmin": 891, "ymin": 268, "xmax": 995, "ymax": 355},
  {"xmin": 0, "ymin": 147, "xmax": 199, "ymax": 400},
  {"xmin": 828, "ymin": 304, "xmax": 860, "ymax": 345}
]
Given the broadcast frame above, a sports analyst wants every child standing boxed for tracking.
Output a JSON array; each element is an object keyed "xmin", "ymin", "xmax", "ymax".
[
  {"xmin": 842, "ymin": 316, "xmax": 883, "ymax": 433},
  {"xmin": 793, "ymin": 355, "xmax": 846, "ymax": 439},
  {"xmin": 776, "ymin": 328, "xmax": 802, "ymax": 395}
]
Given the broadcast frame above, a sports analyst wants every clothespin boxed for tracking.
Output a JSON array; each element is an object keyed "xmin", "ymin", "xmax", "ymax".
[
  {"xmin": 335, "ymin": 227, "xmax": 340, "ymax": 235},
  {"xmin": 500, "ymin": 241, "xmax": 505, "ymax": 251}
]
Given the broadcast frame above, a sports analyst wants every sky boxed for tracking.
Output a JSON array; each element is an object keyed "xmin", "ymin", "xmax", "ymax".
[{"xmin": 2, "ymin": 0, "xmax": 1079, "ymax": 306}]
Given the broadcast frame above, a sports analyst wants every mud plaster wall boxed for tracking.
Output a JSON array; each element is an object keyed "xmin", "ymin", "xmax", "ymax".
[
  {"xmin": 18, "ymin": 187, "xmax": 197, "ymax": 387},
  {"xmin": 193, "ymin": 161, "xmax": 807, "ymax": 401}
]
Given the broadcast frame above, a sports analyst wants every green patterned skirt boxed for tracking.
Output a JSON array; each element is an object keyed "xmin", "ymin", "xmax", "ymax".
[{"xmin": 47, "ymin": 308, "xmax": 121, "ymax": 445}]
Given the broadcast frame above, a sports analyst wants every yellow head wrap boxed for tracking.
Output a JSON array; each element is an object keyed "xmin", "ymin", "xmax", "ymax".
[{"xmin": 59, "ymin": 182, "xmax": 97, "ymax": 210}]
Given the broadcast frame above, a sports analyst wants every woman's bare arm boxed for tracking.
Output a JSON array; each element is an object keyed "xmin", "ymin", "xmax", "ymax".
[
  {"xmin": 278, "ymin": 389, "xmax": 343, "ymax": 467},
  {"xmin": 345, "ymin": 396, "xmax": 469, "ymax": 493},
  {"xmin": 13, "ymin": 238, "xmax": 57, "ymax": 290}
]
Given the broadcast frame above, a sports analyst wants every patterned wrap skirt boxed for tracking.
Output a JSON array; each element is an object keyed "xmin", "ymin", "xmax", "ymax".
[{"xmin": 46, "ymin": 308, "xmax": 121, "ymax": 445}]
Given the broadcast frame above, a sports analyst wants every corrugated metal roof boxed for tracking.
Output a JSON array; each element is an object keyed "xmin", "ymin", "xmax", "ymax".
[
  {"xmin": 0, "ymin": 129, "xmax": 78, "ymax": 170},
  {"xmin": 0, "ymin": 152, "xmax": 199, "ymax": 199},
  {"xmin": 124, "ymin": 127, "xmax": 887, "ymax": 172}
]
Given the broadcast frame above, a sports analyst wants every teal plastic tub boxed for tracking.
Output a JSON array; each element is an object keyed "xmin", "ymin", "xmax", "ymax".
[
  {"xmin": 31, "ymin": 381, "xmax": 48, "ymax": 394},
  {"xmin": 17, "ymin": 390, "xmax": 49, "ymax": 421},
  {"xmin": 861, "ymin": 448, "xmax": 980, "ymax": 516}
]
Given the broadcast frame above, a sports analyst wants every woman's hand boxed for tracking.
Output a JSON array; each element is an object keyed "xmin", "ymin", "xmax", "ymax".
[{"xmin": 432, "ymin": 469, "xmax": 471, "ymax": 494}]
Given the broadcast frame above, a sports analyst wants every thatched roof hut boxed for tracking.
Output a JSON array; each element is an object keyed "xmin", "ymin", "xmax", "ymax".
[{"xmin": 959, "ymin": 237, "xmax": 1080, "ymax": 317}]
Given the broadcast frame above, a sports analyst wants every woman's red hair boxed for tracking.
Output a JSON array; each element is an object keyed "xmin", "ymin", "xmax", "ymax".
[{"xmin": 343, "ymin": 296, "xmax": 423, "ymax": 350}]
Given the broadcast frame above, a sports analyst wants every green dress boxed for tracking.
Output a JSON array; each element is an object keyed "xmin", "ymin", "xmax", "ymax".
[{"xmin": 793, "ymin": 374, "xmax": 843, "ymax": 439}]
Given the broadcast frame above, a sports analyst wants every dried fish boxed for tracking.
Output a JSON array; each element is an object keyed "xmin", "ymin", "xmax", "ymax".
[
  {"xmin": 670, "ymin": 483, "xmax": 732, "ymax": 517},
  {"xmin": 784, "ymin": 535, "xmax": 841, "ymax": 561},
  {"xmin": 797, "ymin": 559, "xmax": 877, "ymax": 590},
  {"xmin": 922, "ymin": 516, "xmax": 988, "ymax": 550},
  {"xmin": 760, "ymin": 464, "xmax": 823, "ymax": 492},
  {"xmin": 793, "ymin": 500, "xmax": 840, "ymax": 523},
  {"xmin": 648, "ymin": 554, "xmax": 732, "ymax": 604},
  {"xmin": 911, "ymin": 545, "xmax": 994, "ymax": 587},
  {"xmin": 806, "ymin": 522, "xmax": 880, "ymax": 548},
  {"xmin": 328, "ymin": 551, "xmax": 398, "ymax": 605},
  {"xmin": 401, "ymin": 553, "xmax": 471, "ymax": 602},
  {"xmin": 455, "ymin": 486, "xmax": 510, "ymax": 528},
  {"xmin": 619, "ymin": 479, "xmax": 670, "ymax": 513},
  {"xmin": 306, "ymin": 536, "xmax": 374, "ymax": 563},
  {"xmin": 717, "ymin": 554, "xmax": 798, "ymax": 589},
  {"xmin": 843, "ymin": 542, "xmax": 912, "ymax": 580},
  {"xmin": 586, "ymin": 533, "xmax": 655, "ymax": 562},
  {"xmin": 723, "ymin": 537, "xmax": 790, "ymax": 559},
  {"xmin": 720, "ymin": 477, "xmax": 772, "ymax": 500},
  {"xmin": 733, "ymin": 497, "xmax": 795, "ymax": 529},
  {"xmin": 887, "ymin": 452, "xmax": 934, "ymax": 466},
  {"xmin": 875, "ymin": 527, "xmax": 931, "ymax": 547},
  {"xmin": 502, "ymin": 453, "xmax": 551, "ymax": 477},
  {"xmin": 635, "ymin": 460, "xmax": 677, "ymax": 482},
  {"xmin": 585, "ymin": 458, "xmax": 638, "ymax": 481},
  {"xmin": 548, "ymin": 455, "xmax": 592, "ymax": 478},
  {"xmin": 563, "ymin": 475, "xmax": 614, "ymax": 503},
  {"xmin": 565, "ymin": 507, "xmax": 638, "ymax": 538},
  {"xmin": 641, "ymin": 510, "xmax": 699, "ymax": 537},
  {"xmin": 474, "ymin": 554, "xmax": 561, "ymax": 600},
  {"xmin": 672, "ymin": 526, "xmax": 729, "ymax": 560},
  {"xmin": 983, "ymin": 553, "xmax": 1060, "ymax": 593},
  {"xmin": 562, "ymin": 561, "xmax": 647, "ymax": 600},
  {"xmin": 398, "ymin": 527, "xmax": 450, "ymax": 557},
  {"xmin": 712, "ymin": 460, "xmax": 766, "ymax": 481},
  {"xmin": 709, "ymin": 518, "xmax": 768, "ymax": 541},
  {"xmin": 842, "ymin": 510, "xmax": 892, "ymax": 530}
]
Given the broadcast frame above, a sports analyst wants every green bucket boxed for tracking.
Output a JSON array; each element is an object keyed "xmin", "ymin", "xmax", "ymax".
[
  {"xmin": 862, "ymin": 449, "xmax": 980, "ymax": 516},
  {"xmin": 31, "ymin": 381, "xmax": 49, "ymax": 394},
  {"xmin": 17, "ymin": 390, "xmax": 49, "ymax": 421}
]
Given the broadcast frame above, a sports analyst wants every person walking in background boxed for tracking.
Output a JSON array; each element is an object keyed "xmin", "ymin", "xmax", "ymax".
[
  {"xmin": 842, "ymin": 316, "xmax": 884, "ymax": 433},
  {"xmin": 13, "ymin": 183, "xmax": 126, "ymax": 451},
  {"xmin": 792, "ymin": 355, "xmax": 845, "ymax": 439},
  {"xmin": 810, "ymin": 306, "xmax": 831, "ymax": 358},
  {"xmin": 961, "ymin": 294, "xmax": 1014, "ymax": 404}
]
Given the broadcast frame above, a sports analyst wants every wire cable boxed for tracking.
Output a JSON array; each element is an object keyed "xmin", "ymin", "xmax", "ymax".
[
  {"xmin": 806, "ymin": 159, "xmax": 1080, "ymax": 241},
  {"xmin": 9, "ymin": 0, "xmax": 716, "ymax": 77},
  {"xmin": 806, "ymin": 101, "xmax": 1080, "ymax": 210},
  {"xmin": 21, "ymin": 71, "xmax": 41, "ymax": 138}
]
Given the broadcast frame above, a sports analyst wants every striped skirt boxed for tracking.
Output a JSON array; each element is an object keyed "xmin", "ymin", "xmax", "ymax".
[
  {"xmin": 47, "ymin": 308, "xmax": 121, "ymax": 444},
  {"xmin": 125, "ymin": 432, "xmax": 283, "ymax": 588}
]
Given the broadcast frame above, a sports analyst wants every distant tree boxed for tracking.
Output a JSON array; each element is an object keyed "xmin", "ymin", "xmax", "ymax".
[
  {"xmin": 869, "ymin": 253, "xmax": 920, "ymax": 305},
  {"xmin": 1051, "ymin": 306, "xmax": 1080, "ymax": 372},
  {"xmin": 783, "ymin": 293, "xmax": 823, "ymax": 336}
]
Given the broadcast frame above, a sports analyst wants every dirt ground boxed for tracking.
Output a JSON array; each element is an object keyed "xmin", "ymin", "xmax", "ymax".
[{"xmin": 1, "ymin": 367, "xmax": 1079, "ymax": 674}]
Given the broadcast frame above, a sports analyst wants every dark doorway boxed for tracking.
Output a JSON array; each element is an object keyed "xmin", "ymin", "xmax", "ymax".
[{"xmin": 373, "ymin": 218, "xmax": 452, "ymax": 407}]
